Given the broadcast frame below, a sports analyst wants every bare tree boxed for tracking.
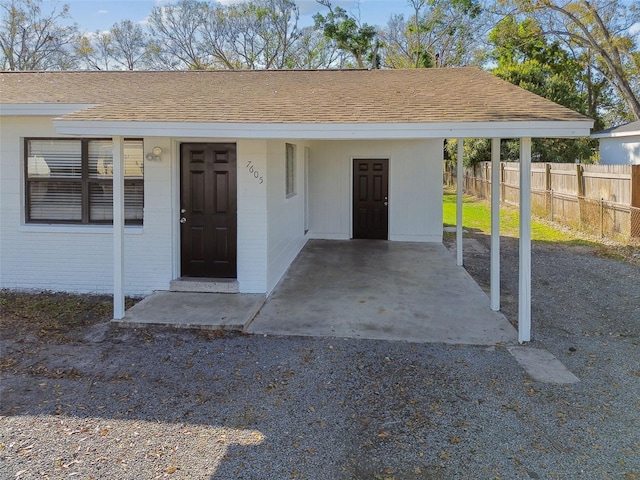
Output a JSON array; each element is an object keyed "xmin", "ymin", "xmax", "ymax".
[
  {"xmin": 200, "ymin": 3, "xmax": 240, "ymax": 69},
  {"xmin": 290, "ymin": 25, "xmax": 344, "ymax": 69},
  {"xmin": 147, "ymin": 0, "xmax": 209, "ymax": 70},
  {"xmin": 0, "ymin": 0, "xmax": 78, "ymax": 70},
  {"xmin": 75, "ymin": 31, "xmax": 113, "ymax": 70},
  {"xmin": 380, "ymin": 0, "xmax": 484, "ymax": 69},
  {"xmin": 110, "ymin": 20, "xmax": 148, "ymax": 70},
  {"xmin": 508, "ymin": 0, "xmax": 640, "ymax": 120},
  {"xmin": 201, "ymin": 0, "xmax": 301, "ymax": 69}
]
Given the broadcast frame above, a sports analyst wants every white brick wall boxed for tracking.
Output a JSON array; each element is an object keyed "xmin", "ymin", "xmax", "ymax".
[
  {"xmin": 0, "ymin": 117, "xmax": 173, "ymax": 295},
  {"xmin": 0, "ymin": 118, "xmax": 443, "ymax": 297},
  {"xmin": 236, "ymin": 139, "xmax": 269, "ymax": 293},
  {"xmin": 265, "ymin": 140, "xmax": 308, "ymax": 293},
  {"xmin": 307, "ymin": 139, "xmax": 443, "ymax": 243}
]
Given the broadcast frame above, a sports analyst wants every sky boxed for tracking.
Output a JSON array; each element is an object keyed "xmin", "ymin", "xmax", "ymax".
[{"xmin": 50, "ymin": 0, "xmax": 417, "ymax": 33}]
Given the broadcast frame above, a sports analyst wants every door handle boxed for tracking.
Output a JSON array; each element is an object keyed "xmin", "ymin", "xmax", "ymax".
[
  {"xmin": 180, "ymin": 217, "xmax": 187, "ymax": 224},
  {"xmin": 383, "ymin": 202, "xmax": 388, "ymax": 206}
]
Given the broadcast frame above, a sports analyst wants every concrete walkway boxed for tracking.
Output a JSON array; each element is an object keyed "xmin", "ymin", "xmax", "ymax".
[
  {"xmin": 117, "ymin": 240, "xmax": 518, "ymax": 346},
  {"xmin": 247, "ymin": 240, "xmax": 517, "ymax": 345}
]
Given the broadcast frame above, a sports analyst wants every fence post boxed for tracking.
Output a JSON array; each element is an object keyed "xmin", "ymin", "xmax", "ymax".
[
  {"xmin": 485, "ymin": 162, "xmax": 490, "ymax": 199},
  {"xmin": 500, "ymin": 162, "xmax": 505, "ymax": 204},
  {"xmin": 576, "ymin": 164, "xmax": 585, "ymax": 197},
  {"xmin": 545, "ymin": 163, "xmax": 552, "ymax": 191},
  {"xmin": 632, "ymin": 165, "xmax": 640, "ymax": 238},
  {"xmin": 546, "ymin": 163, "xmax": 552, "ymax": 220},
  {"xmin": 577, "ymin": 164, "xmax": 585, "ymax": 229},
  {"xmin": 600, "ymin": 198, "xmax": 604, "ymax": 239}
]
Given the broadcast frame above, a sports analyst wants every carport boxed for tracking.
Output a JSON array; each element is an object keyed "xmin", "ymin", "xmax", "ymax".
[{"xmin": 247, "ymin": 240, "xmax": 517, "ymax": 345}]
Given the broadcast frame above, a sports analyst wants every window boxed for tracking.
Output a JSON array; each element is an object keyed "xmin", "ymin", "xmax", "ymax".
[
  {"xmin": 25, "ymin": 138, "xmax": 144, "ymax": 225},
  {"xmin": 286, "ymin": 143, "xmax": 296, "ymax": 198}
]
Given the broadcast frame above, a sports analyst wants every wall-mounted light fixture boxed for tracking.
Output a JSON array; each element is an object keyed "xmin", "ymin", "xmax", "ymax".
[{"xmin": 146, "ymin": 146, "xmax": 162, "ymax": 162}]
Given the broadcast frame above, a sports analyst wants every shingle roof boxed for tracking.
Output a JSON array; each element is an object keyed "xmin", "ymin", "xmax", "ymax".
[
  {"xmin": 0, "ymin": 68, "xmax": 590, "ymax": 124},
  {"xmin": 592, "ymin": 120, "xmax": 640, "ymax": 137}
]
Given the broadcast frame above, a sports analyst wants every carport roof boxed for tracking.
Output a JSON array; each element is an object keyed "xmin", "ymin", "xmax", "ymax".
[{"xmin": 1, "ymin": 68, "xmax": 590, "ymax": 125}]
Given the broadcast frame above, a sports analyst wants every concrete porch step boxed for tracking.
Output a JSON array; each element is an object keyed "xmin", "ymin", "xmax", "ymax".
[
  {"xmin": 170, "ymin": 278, "xmax": 239, "ymax": 293},
  {"xmin": 115, "ymin": 291, "xmax": 266, "ymax": 331}
]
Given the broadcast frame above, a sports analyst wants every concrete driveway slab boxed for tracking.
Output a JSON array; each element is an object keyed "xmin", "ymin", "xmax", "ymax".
[{"xmin": 247, "ymin": 240, "xmax": 517, "ymax": 345}]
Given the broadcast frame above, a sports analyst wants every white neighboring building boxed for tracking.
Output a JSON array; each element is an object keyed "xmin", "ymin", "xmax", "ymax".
[{"xmin": 592, "ymin": 120, "xmax": 640, "ymax": 165}]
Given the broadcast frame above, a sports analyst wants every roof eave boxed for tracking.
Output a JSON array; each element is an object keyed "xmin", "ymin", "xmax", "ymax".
[
  {"xmin": 52, "ymin": 119, "xmax": 594, "ymax": 140},
  {"xmin": 591, "ymin": 130, "xmax": 640, "ymax": 139}
]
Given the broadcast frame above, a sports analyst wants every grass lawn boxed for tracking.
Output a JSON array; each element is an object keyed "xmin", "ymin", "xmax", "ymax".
[{"xmin": 442, "ymin": 189, "xmax": 594, "ymax": 245}]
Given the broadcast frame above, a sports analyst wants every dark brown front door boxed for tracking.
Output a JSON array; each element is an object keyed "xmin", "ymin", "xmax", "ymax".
[
  {"xmin": 180, "ymin": 143, "xmax": 237, "ymax": 278},
  {"xmin": 353, "ymin": 158, "xmax": 389, "ymax": 240}
]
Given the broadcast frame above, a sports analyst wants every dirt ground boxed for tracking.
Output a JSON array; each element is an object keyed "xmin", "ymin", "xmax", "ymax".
[{"xmin": 1, "ymin": 233, "xmax": 639, "ymax": 479}]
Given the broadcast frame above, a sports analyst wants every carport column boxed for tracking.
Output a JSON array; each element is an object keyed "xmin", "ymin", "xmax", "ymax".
[
  {"xmin": 518, "ymin": 137, "xmax": 532, "ymax": 343},
  {"xmin": 490, "ymin": 138, "xmax": 500, "ymax": 311},
  {"xmin": 113, "ymin": 136, "xmax": 125, "ymax": 320},
  {"xmin": 456, "ymin": 139, "xmax": 464, "ymax": 266}
]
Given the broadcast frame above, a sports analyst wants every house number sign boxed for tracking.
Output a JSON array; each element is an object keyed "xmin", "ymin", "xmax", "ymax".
[{"xmin": 246, "ymin": 161, "xmax": 264, "ymax": 184}]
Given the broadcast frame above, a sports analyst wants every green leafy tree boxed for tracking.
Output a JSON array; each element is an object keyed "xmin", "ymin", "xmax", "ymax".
[
  {"xmin": 313, "ymin": 0, "xmax": 378, "ymax": 68},
  {"xmin": 485, "ymin": 16, "xmax": 598, "ymax": 163}
]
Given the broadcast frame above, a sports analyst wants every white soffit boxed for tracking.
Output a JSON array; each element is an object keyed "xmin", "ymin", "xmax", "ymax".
[{"xmin": 52, "ymin": 119, "xmax": 594, "ymax": 140}]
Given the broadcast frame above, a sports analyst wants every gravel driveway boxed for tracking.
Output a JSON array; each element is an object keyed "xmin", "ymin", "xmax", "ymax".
[{"xmin": 1, "ymin": 234, "xmax": 639, "ymax": 479}]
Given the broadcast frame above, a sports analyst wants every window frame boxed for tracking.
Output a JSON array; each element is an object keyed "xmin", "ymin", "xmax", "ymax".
[
  {"xmin": 285, "ymin": 142, "xmax": 296, "ymax": 198},
  {"xmin": 24, "ymin": 137, "xmax": 144, "ymax": 226}
]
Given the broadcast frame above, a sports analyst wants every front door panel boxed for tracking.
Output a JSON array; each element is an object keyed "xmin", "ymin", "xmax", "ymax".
[
  {"xmin": 180, "ymin": 143, "xmax": 237, "ymax": 277},
  {"xmin": 353, "ymin": 158, "xmax": 389, "ymax": 240}
]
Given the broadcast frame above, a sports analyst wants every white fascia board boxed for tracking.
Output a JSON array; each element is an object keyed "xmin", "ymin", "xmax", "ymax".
[
  {"xmin": 53, "ymin": 119, "xmax": 594, "ymax": 139},
  {"xmin": 591, "ymin": 130, "xmax": 640, "ymax": 139},
  {"xmin": 0, "ymin": 103, "xmax": 96, "ymax": 116}
]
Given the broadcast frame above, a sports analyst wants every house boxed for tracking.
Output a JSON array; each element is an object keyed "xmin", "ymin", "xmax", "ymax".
[
  {"xmin": 0, "ymin": 68, "xmax": 593, "ymax": 342},
  {"xmin": 592, "ymin": 120, "xmax": 640, "ymax": 165}
]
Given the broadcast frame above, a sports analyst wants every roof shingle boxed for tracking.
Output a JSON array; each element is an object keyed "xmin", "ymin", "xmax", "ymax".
[{"xmin": 0, "ymin": 68, "xmax": 590, "ymax": 124}]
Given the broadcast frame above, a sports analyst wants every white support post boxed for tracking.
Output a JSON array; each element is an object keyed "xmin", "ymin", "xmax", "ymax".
[
  {"xmin": 113, "ymin": 136, "xmax": 125, "ymax": 320},
  {"xmin": 456, "ymin": 139, "xmax": 464, "ymax": 266},
  {"xmin": 490, "ymin": 138, "xmax": 501, "ymax": 311},
  {"xmin": 518, "ymin": 137, "xmax": 532, "ymax": 343}
]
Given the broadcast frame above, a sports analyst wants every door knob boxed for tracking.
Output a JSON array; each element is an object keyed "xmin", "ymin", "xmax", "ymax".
[
  {"xmin": 180, "ymin": 217, "xmax": 187, "ymax": 224},
  {"xmin": 383, "ymin": 202, "xmax": 388, "ymax": 206}
]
